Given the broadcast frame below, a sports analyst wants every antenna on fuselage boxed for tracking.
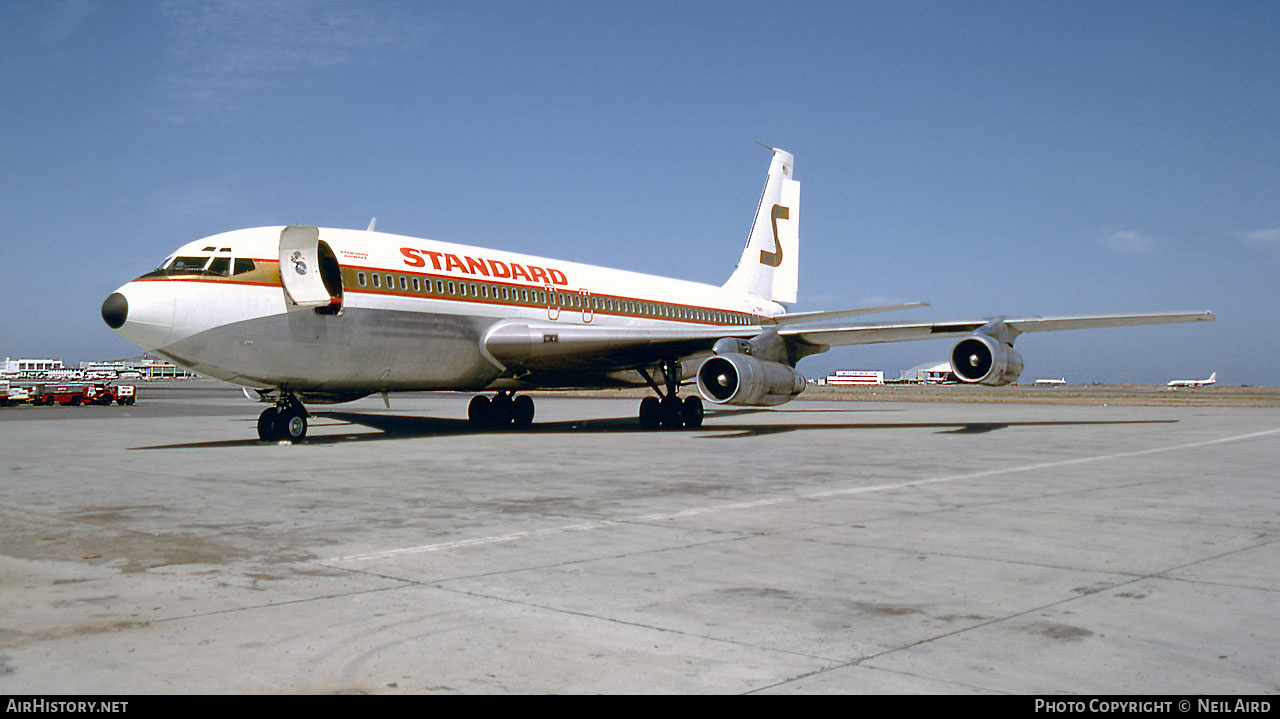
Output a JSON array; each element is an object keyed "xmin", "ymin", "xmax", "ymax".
[{"xmin": 367, "ymin": 217, "xmax": 377, "ymax": 232}]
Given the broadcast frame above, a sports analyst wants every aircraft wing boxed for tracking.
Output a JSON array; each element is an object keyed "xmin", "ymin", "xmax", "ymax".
[
  {"xmin": 482, "ymin": 309, "xmax": 1214, "ymax": 385},
  {"xmin": 482, "ymin": 301, "xmax": 938, "ymax": 375},
  {"xmin": 780, "ymin": 310, "xmax": 1215, "ymax": 349}
]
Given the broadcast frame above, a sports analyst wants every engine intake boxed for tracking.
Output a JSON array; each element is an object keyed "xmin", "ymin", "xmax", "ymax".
[
  {"xmin": 696, "ymin": 353, "xmax": 806, "ymax": 406},
  {"xmin": 950, "ymin": 334, "xmax": 1023, "ymax": 385}
]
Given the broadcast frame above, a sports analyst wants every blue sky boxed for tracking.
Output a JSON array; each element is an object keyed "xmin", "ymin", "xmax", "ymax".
[{"xmin": 2, "ymin": 1, "xmax": 1277, "ymax": 384}]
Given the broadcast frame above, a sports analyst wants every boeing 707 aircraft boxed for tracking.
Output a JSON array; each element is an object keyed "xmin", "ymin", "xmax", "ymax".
[{"xmin": 101, "ymin": 147, "xmax": 1213, "ymax": 441}]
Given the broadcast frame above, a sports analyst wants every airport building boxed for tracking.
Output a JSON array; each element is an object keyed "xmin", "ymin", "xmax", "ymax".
[
  {"xmin": 900, "ymin": 361, "xmax": 956, "ymax": 384},
  {"xmin": 78, "ymin": 356, "xmax": 198, "ymax": 381},
  {"xmin": 1, "ymin": 355, "xmax": 197, "ymax": 381},
  {"xmin": 2, "ymin": 358, "xmax": 65, "ymax": 375},
  {"xmin": 816, "ymin": 370, "xmax": 885, "ymax": 386}
]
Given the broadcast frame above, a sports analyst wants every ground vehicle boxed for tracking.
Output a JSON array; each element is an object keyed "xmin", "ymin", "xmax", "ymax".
[
  {"xmin": 13, "ymin": 382, "xmax": 137, "ymax": 407},
  {"xmin": 33, "ymin": 384, "xmax": 92, "ymax": 406},
  {"xmin": 3, "ymin": 381, "xmax": 137, "ymax": 407},
  {"xmin": 75, "ymin": 383, "xmax": 138, "ymax": 406},
  {"xmin": 106, "ymin": 385, "xmax": 137, "ymax": 405},
  {"xmin": 3, "ymin": 385, "xmax": 34, "ymax": 405}
]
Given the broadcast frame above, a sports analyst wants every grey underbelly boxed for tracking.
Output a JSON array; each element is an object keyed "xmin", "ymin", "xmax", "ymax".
[{"xmin": 156, "ymin": 308, "xmax": 502, "ymax": 391}]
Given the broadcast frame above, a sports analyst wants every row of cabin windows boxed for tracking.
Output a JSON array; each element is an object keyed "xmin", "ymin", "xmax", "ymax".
[{"xmin": 353, "ymin": 271, "xmax": 753, "ymax": 325}]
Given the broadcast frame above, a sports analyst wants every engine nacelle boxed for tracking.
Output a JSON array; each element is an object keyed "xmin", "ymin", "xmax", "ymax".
[
  {"xmin": 696, "ymin": 353, "xmax": 806, "ymax": 406},
  {"xmin": 950, "ymin": 334, "xmax": 1024, "ymax": 386}
]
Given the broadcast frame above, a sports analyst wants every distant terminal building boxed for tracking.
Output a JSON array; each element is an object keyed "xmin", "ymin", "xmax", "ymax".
[
  {"xmin": 901, "ymin": 361, "xmax": 956, "ymax": 384},
  {"xmin": 79, "ymin": 356, "xmax": 198, "ymax": 381},
  {"xmin": 3, "ymin": 358, "xmax": 65, "ymax": 375},
  {"xmin": 1, "ymin": 355, "xmax": 197, "ymax": 381},
  {"xmin": 817, "ymin": 370, "xmax": 884, "ymax": 386}
]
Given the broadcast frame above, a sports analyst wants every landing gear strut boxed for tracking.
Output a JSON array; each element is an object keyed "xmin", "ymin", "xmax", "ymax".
[
  {"xmin": 468, "ymin": 391, "xmax": 535, "ymax": 429},
  {"xmin": 637, "ymin": 359, "xmax": 703, "ymax": 430},
  {"xmin": 257, "ymin": 391, "xmax": 309, "ymax": 442}
]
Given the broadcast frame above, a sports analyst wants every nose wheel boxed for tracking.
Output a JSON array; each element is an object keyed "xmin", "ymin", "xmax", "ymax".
[
  {"xmin": 637, "ymin": 360, "xmax": 703, "ymax": 429},
  {"xmin": 257, "ymin": 392, "xmax": 309, "ymax": 441}
]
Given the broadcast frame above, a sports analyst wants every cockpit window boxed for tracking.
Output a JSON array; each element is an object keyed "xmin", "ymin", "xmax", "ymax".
[
  {"xmin": 137, "ymin": 250, "xmax": 258, "ymax": 280},
  {"xmin": 168, "ymin": 256, "xmax": 210, "ymax": 274}
]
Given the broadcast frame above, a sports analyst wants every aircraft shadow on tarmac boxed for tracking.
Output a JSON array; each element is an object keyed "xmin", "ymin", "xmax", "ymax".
[{"xmin": 130, "ymin": 407, "xmax": 1178, "ymax": 449}]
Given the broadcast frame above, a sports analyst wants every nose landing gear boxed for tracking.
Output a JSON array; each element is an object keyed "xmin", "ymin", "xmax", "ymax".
[{"xmin": 257, "ymin": 392, "xmax": 309, "ymax": 442}]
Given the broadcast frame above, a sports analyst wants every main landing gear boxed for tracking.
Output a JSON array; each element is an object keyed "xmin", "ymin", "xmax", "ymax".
[
  {"xmin": 468, "ymin": 391, "xmax": 535, "ymax": 429},
  {"xmin": 257, "ymin": 392, "xmax": 309, "ymax": 442},
  {"xmin": 637, "ymin": 359, "xmax": 703, "ymax": 430}
]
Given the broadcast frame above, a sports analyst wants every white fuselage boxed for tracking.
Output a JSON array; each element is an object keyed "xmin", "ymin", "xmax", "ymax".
[{"xmin": 107, "ymin": 226, "xmax": 782, "ymax": 395}]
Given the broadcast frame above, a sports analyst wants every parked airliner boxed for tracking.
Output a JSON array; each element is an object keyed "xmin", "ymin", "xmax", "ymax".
[
  {"xmin": 101, "ymin": 147, "xmax": 1214, "ymax": 441},
  {"xmin": 1167, "ymin": 372, "xmax": 1217, "ymax": 387}
]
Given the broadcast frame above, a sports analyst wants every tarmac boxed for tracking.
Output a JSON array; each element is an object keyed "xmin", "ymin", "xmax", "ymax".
[{"xmin": 1, "ymin": 383, "xmax": 1278, "ymax": 694}]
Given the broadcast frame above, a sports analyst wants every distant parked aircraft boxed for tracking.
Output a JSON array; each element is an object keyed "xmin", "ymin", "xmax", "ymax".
[
  {"xmin": 1167, "ymin": 372, "xmax": 1217, "ymax": 388},
  {"xmin": 1034, "ymin": 378, "xmax": 1066, "ymax": 385}
]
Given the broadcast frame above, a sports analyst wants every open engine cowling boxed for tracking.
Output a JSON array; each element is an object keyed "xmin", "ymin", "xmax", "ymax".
[
  {"xmin": 950, "ymin": 334, "xmax": 1023, "ymax": 386},
  {"xmin": 696, "ymin": 353, "xmax": 806, "ymax": 406}
]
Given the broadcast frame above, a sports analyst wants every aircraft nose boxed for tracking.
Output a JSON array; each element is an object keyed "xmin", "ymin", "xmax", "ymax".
[
  {"xmin": 102, "ymin": 283, "xmax": 175, "ymax": 350},
  {"xmin": 101, "ymin": 292, "xmax": 128, "ymax": 329}
]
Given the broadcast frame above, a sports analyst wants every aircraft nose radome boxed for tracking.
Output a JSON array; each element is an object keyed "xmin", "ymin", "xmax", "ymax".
[
  {"xmin": 105, "ymin": 283, "xmax": 175, "ymax": 350},
  {"xmin": 101, "ymin": 293, "xmax": 128, "ymax": 329}
]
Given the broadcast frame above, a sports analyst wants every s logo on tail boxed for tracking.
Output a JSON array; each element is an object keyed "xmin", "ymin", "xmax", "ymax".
[{"xmin": 760, "ymin": 204, "xmax": 789, "ymax": 267}]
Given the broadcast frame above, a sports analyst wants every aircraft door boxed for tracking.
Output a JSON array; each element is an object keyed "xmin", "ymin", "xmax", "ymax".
[
  {"xmin": 314, "ymin": 241, "xmax": 344, "ymax": 315},
  {"xmin": 580, "ymin": 289, "xmax": 593, "ymax": 323},
  {"xmin": 279, "ymin": 225, "xmax": 333, "ymax": 308},
  {"xmin": 546, "ymin": 285, "xmax": 560, "ymax": 321}
]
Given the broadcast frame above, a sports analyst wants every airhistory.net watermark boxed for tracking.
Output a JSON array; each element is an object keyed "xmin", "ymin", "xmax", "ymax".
[{"xmin": 5, "ymin": 700, "xmax": 128, "ymax": 714}]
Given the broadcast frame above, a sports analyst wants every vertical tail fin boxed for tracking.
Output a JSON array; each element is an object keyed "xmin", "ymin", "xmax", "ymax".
[{"xmin": 722, "ymin": 146, "xmax": 800, "ymax": 305}]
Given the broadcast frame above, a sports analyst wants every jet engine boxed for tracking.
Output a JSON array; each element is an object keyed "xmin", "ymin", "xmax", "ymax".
[
  {"xmin": 950, "ymin": 333, "xmax": 1023, "ymax": 386},
  {"xmin": 696, "ymin": 353, "xmax": 806, "ymax": 406}
]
